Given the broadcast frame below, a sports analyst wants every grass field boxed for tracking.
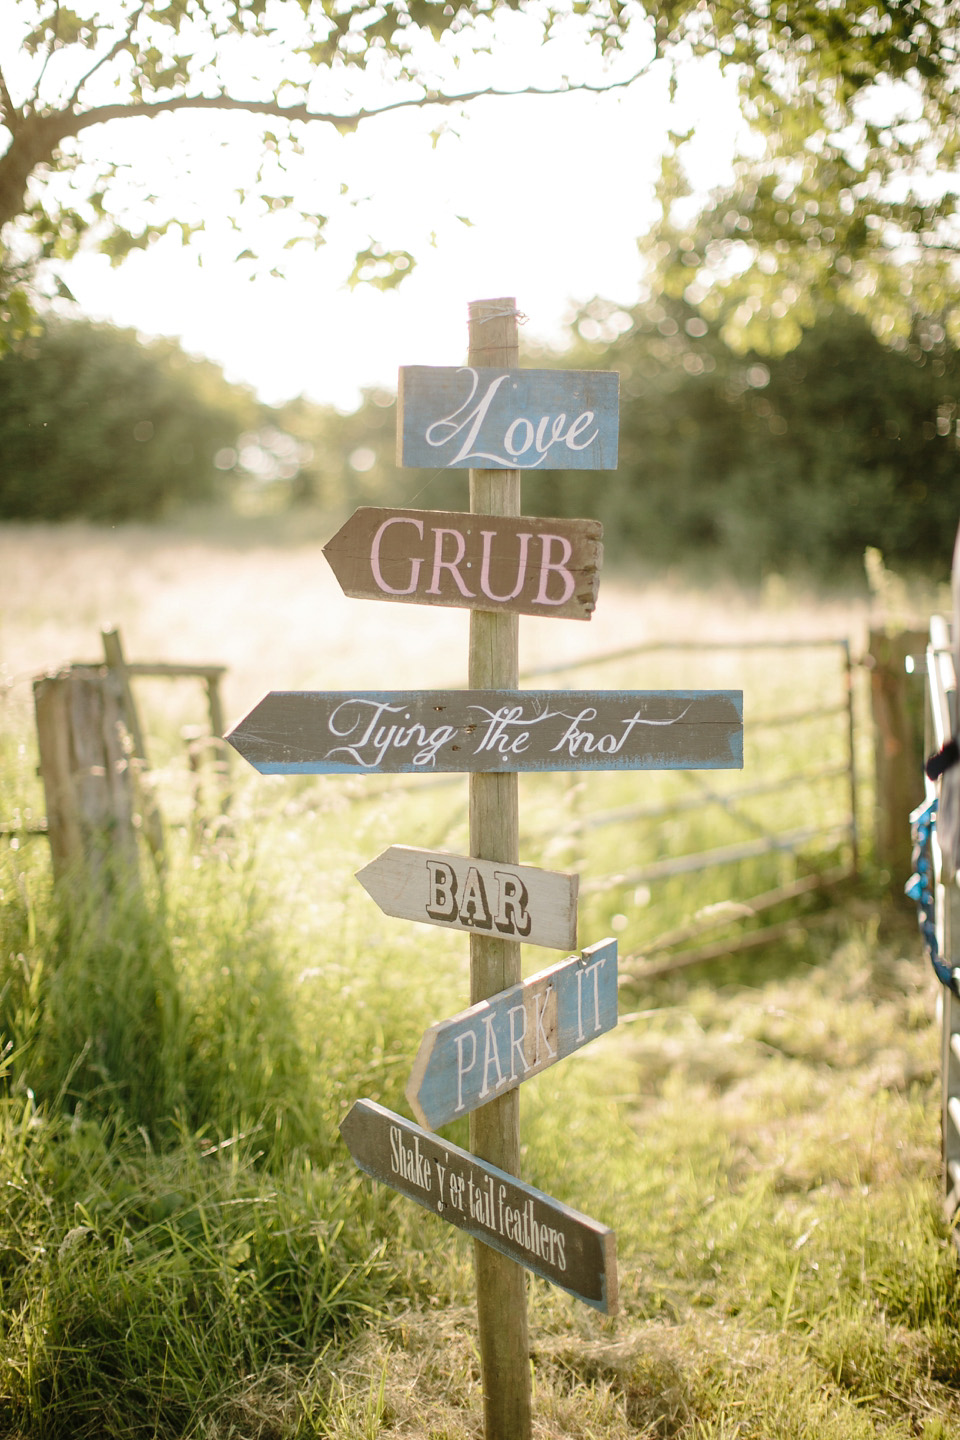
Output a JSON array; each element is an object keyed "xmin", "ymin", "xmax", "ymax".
[{"xmin": 0, "ymin": 515, "xmax": 957, "ymax": 1438}]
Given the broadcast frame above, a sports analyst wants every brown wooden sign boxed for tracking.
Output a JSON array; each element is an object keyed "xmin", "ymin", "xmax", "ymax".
[
  {"xmin": 340, "ymin": 1098, "xmax": 618, "ymax": 1313},
  {"xmin": 356, "ymin": 845, "xmax": 578, "ymax": 950},
  {"xmin": 225, "ymin": 689, "xmax": 744, "ymax": 775},
  {"xmin": 322, "ymin": 508, "xmax": 603, "ymax": 621}
]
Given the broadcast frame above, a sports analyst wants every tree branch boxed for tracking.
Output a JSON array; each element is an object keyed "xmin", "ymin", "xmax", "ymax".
[
  {"xmin": 0, "ymin": 66, "xmax": 17, "ymax": 137},
  {"xmin": 60, "ymin": 65, "xmax": 652, "ymax": 141},
  {"xmin": 32, "ymin": 1, "xmax": 61, "ymax": 104},
  {"xmin": 67, "ymin": 2, "xmax": 148, "ymax": 109}
]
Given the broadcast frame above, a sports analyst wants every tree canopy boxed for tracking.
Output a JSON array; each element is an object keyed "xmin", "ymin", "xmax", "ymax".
[
  {"xmin": 0, "ymin": 0, "xmax": 638, "ymax": 346},
  {"xmin": 545, "ymin": 295, "xmax": 960, "ymax": 578},
  {"xmin": 646, "ymin": 2, "xmax": 960, "ymax": 353},
  {"xmin": 2, "ymin": 2, "xmax": 958, "ymax": 355},
  {"xmin": 0, "ymin": 318, "xmax": 257, "ymax": 518}
]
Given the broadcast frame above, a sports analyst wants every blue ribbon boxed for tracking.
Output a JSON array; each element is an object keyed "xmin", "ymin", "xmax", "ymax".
[{"xmin": 905, "ymin": 796, "xmax": 959, "ymax": 992}]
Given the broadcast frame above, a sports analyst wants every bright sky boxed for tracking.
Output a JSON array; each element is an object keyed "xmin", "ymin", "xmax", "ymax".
[{"xmin": 7, "ymin": 4, "xmax": 745, "ymax": 411}]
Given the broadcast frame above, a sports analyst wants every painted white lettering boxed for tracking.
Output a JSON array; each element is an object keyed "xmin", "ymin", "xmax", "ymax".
[
  {"xmin": 534, "ymin": 986, "xmax": 557, "ymax": 1066},
  {"xmin": 548, "ymin": 707, "xmax": 599, "ymax": 757},
  {"xmin": 588, "ymin": 956, "xmax": 607, "ymax": 1032},
  {"xmin": 422, "ymin": 369, "xmax": 603, "ymax": 468},
  {"xmin": 504, "ymin": 416, "xmax": 534, "ymax": 457},
  {"xmin": 507, "ymin": 1001, "xmax": 528, "ymax": 1082},
  {"xmin": 455, "ymin": 1029, "xmax": 477, "ymax": 1114},
  {"xmin": 565, "ymin": 410, "xmax": 599, "ymax": 450},
  {"xmin": 424, "ymin": 369, "xmax": 512, "ymax": 465},
  {"xmin": 479, "ymin": 1013, "xmax": 505, "ymax": 1098},
  {"xmin": 473, "ymin": 705, "xmax": 532, "ymax": 757},
  {"xmin": 325, "ymin": 699, "xmax": 457, "ymax": 769},
  {"xmin": 535, "ymin": 414, "xmax": 567, "ymax": 455}
]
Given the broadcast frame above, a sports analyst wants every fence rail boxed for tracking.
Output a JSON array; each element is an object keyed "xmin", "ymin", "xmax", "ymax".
[{"xmin": 517, "ymin": 636, "xmax": 859, "ymax": 979}]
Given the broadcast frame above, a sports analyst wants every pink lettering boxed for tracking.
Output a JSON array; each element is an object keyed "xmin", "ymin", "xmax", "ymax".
[
  {"xmin": 479, "ymin": 529, "xmax": 531, "ymax": 603},
  {"xmin": 426, "ymin": 527, "xmax": 475, "ymax": 598},
  {"xmin": 370, "ymin": 515, "xmax": 424, "ymax": 595},
  {"xmin": 534, "ymin": 534, "xmax": 576, "ymax": 607}
]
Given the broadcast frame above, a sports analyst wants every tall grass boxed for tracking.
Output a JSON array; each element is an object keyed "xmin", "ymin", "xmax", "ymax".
[{"xmin": 0, "ymin": 519, "xmax": 956, "ymax": 1436}]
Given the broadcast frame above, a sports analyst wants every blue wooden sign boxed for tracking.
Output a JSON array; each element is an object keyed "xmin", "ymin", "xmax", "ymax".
[
  {"xmin": 406, "ymin": 939, "xmax": 617, "ymax": 1131},
  {"xmin": 224, "ymin": 689, "xmax": 743, "ymax": 775},
  {"xmin": 340, "ymin": 1098, "xmax": 619, "ymax": 1313},
  {"xmin": 397, "ymin": 366, "xmax": 619, "ymax": 471}
]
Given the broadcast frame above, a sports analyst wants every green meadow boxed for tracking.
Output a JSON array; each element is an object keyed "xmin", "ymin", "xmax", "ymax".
[{"xmin": 0, "ymin": 519, "xmax": 957, "ymax": 1438}]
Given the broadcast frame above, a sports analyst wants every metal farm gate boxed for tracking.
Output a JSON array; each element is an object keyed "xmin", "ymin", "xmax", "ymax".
[
  {"xmin": 351, "ymin": 635, "xmax": 859, "ymax": 980},
  {"xmin": 517, "ymin": 637, "xmax": 858, "ymax": 982},
  {"xmin": 915, "ymin": 613, "xmax": 960, "ymax": 1240}
]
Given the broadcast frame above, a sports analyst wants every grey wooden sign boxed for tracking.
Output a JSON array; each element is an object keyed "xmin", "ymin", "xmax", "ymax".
[
  {"xmin": 322, "ymin": 507, "xmax": 603, "ymax": 621},
  {"xmin": 225, "ymin": 689, "xmax": 743, "ymax": 775},
  {"xmin": 397, "ymin": 366, "xmax": 619, "ymax": 471},
  {"xmin": 356, "ymin": 845, "xmax": 578, "ymax": 950},
  {"xmin": 406, "ymin": 939, "xmax": 617, "ymax": 1131},
  {"xmin": 340, "ymin": 1098, "xmax": 618, "ymax": 1313}
]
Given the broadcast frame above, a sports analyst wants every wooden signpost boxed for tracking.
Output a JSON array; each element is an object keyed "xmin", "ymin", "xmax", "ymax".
[
  {"xmin": 397, "ymin": 365, "xmax": 620, "ymax": 471},
  {"xmin": 225, "ymin": 688, "xmax": 743, "ymax": 775},
  {"xmin": 226, "ymin": 297, "xmax": 744, "ymax": 1440},
  {"xmin": 340, "ymin": 1099, "xmax": 618, "ymax": 1312},
  {"xmin": 322, "ymin": 506, "xmax": 603, "ymax": 620},
  {"xmin": 356, "ymin": 845, "xmax": 579, "ymax": 950},
  {"xmin": 406, "ymin": 939, "xmax": 617, "ymax": 1131}
]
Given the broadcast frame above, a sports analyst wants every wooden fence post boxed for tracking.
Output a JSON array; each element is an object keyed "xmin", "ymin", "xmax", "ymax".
[
  {"xmin": 101, "ymin": 626, "xmax": 165, "ymax": 867},
  {"xmin": 866, "ymin": 628, "xmax": 927, "ymax": 885},
  {"xmin": 33, "ymin": 665, "xmax": 140, "ymax": 891},
  {"xmin": 467, "ymin": 297, "xmax": 532, "ymax": 1440}
]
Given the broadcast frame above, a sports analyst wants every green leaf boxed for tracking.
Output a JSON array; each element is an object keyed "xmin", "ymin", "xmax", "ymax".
[{"xmin": 347, "ymin": 244, "xmax": 416, "ymax": 291}]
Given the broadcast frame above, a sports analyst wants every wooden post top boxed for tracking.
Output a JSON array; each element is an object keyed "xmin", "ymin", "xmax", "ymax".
[{"xmin": 468, "ymin": 297, "xmax": 520, "ymax": 368}]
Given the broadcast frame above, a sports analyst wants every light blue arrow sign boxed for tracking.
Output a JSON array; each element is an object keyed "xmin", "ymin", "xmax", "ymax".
[{"xmin": 406, "ymin": 939, "xmax": 618, "ymax": 1131}]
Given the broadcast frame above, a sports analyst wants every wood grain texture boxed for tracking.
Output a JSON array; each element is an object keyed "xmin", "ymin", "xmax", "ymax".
[
  {"xmin": 225, "ymin": 689, "xmax": 744, "ymax": 775},
  {"xmin": 465, "ymin": 297, "xmax": 530, "ymax": 1440},
  {"xmin": 406, "ymin": 939, "xmax": 617, "ymax": 1130},
  {"xmin": 322, "ymin": 507, "xmax": 603, "ymax": 620},
  {"xmin": 355, "ymin": 845, "xmax": 579, "ymax": 949},
  {"xmin": 340, "ymin": 1099, "xmax": 618, "ymax": 1313},
  {"xmin": 33, "ymin": 666, "xmax": 140, "ymax": 887},
  {"xmin": 397, "ymin": 366, "xmax": 619, "ymax": 471}
]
